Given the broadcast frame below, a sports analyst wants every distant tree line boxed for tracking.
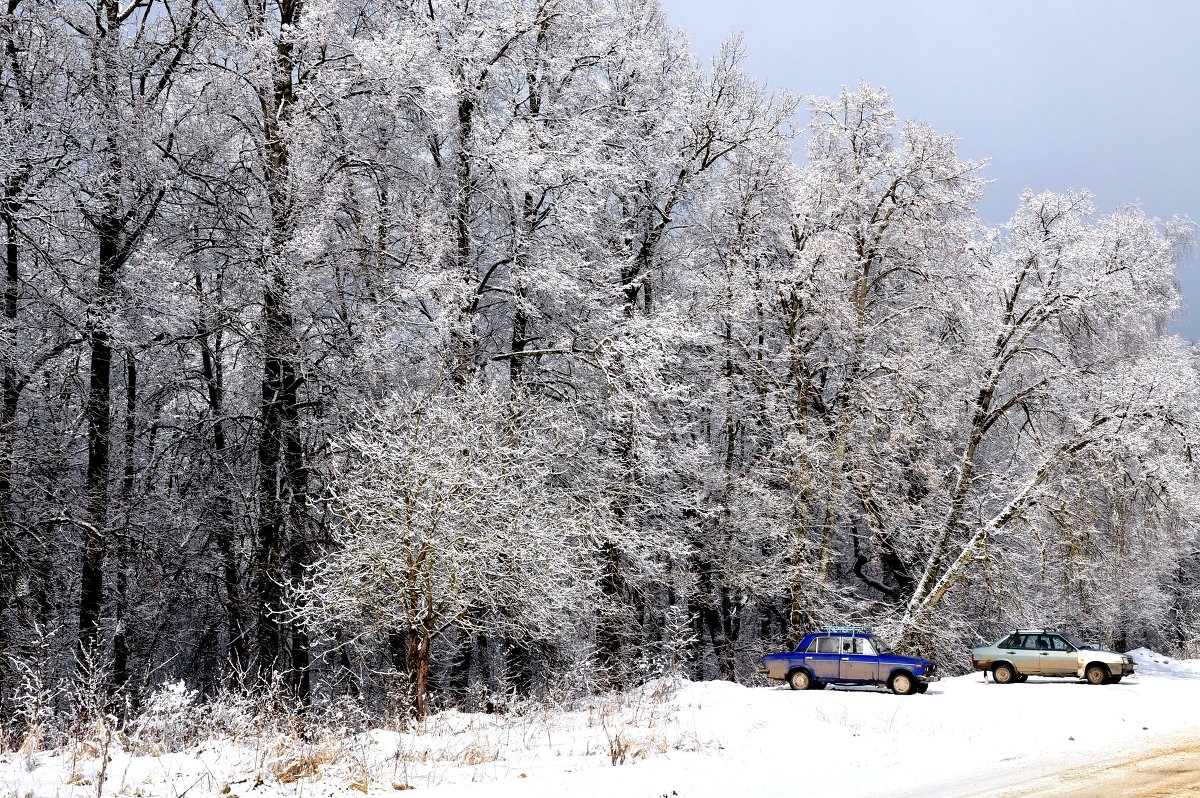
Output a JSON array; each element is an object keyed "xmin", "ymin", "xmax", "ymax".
[{"xmin": 2, "ymin": 0, "xmax": 1198, "ymax": 721}]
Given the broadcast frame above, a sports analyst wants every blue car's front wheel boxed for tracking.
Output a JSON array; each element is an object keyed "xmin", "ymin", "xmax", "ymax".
[{"xmin": 890, "ymin": 672, "xmax": 916, "ymax": 695}]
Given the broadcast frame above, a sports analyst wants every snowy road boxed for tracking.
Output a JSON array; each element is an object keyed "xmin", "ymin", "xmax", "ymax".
[
  {"xmin": 888, "ymin": 730, "xmax": 1200, "ymax": 798},
  {"xmin": 958, "ymin": 732, "xmax": 1200, "ymax": 798}
]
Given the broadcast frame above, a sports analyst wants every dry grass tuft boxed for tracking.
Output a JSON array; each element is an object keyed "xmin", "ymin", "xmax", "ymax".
[
  {"xmin": 608, "ymin": 732, "xmax": 631, "ymax": 765},
  {"xmin": 270, "ymin": 739, "xmax": 341, "ymax": 784},
  {"xmin": 461, "ymin": 743, "xmax": 497, "ymax": 766},
  {"xmin": 348, "ymin": 764, "xmax": 371, "ymax": 793}
]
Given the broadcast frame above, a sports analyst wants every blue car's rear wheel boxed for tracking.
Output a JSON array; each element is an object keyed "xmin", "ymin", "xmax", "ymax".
[{"xmin": 788, "ymin": 669, "xmax": 813, "ymax": 690}]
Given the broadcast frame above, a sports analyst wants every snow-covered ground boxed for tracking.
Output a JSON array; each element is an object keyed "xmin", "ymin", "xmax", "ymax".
[{"xmin": 3, "ymin": 649, "xmax": 1199, "ymax": 798}]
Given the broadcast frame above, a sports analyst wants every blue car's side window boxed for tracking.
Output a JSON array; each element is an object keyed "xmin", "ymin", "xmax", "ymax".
[
  {"xmin": 816, "ymin": 636, "xmax": 839, "ymax": 654},
  {"xmin": 841, "ymin": 637, "xmax": 876, "ymax": 656}
]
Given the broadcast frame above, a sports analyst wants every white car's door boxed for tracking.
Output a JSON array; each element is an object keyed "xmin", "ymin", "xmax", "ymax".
[
  {"xmin": 1007, "ymin": 633, "xmax": 1042, "ymax": 674},
  {"xmin": 1044, "ymin": 635, "xmax": 1081, "ymax": 676}
]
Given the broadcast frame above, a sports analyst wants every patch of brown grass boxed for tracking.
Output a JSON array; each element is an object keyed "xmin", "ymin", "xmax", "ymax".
[
  {"xmin": 461, "ymin": 743, "xmax": 498, "ymax": 766},
  {"xmin": 270, "ymin": 740, "xmax": 341, "ymax": 784}
]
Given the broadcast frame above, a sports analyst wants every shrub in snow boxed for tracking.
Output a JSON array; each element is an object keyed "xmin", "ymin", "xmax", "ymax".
[
  {"xmin": 126, "ymin": 680, "xmax": 200, "ymax": 754},
  {"xmin": 7, "ymin": 655, "xmax": 60, "ymax": 757}
]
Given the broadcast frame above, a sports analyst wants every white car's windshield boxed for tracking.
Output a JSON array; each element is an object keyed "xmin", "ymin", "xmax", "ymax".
[{"xmin": 1064, "ymin": 633, "xmax": 1090, "ymax": 649}]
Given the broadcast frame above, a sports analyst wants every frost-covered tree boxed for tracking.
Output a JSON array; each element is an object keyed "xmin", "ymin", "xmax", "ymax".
[
  {"xmin": 724, "ymin": 84, "xmax": 986, "ymax": 641},
  {"xmin": 0, "ymin": 0, "xmax": 79, "ymax": 700},
  {"xmin": 896, "ymin": 194, "xmax": 1198, "ymax": 649},
  {"xmin": 297, "ymin": 386, "xmax": 594, "ymax": 716}
]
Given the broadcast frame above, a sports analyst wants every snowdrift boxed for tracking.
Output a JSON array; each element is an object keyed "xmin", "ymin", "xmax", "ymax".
[{"xmin": 2, "ymin": 649, "xmax": 1198, "ymax": 798}]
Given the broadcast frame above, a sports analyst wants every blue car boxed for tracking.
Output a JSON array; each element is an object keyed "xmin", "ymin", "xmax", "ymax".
[{"xmin": 759, "ymin": 626, "xmax": 938, "ymax": 695}]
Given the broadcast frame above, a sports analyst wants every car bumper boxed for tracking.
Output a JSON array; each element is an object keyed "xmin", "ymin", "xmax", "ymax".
[
  {"xmin": 758, "ymin": 665, "xmax": 787, "ymax": 680},
  {"xmin": 1075, "ymin": 658, "xmax": 1136, "ymax": 678}
]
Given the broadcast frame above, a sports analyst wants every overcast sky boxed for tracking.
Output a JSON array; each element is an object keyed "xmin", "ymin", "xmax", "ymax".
[{"xmin": 660, "ymin": 0, "xmax": 1200, "ymax": 338}]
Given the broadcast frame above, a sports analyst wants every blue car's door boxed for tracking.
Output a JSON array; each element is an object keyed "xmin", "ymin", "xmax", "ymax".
[
  {"xmin": 839, "ymin": 637, "xmax": 880, "ymax": 682},
  {"xmin": 804, "ymin": 635, "xmax": 842, "ymax": 681}
]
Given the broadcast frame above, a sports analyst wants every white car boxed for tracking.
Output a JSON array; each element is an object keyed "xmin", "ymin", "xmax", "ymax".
[{"xmin": 969, "ymin": 629, "xmax": 1136, "ymax": 685}]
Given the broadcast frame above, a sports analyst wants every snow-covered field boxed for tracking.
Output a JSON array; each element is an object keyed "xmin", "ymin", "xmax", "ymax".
[{"xmin": 3, "ymin": 649, "xmax": 1198, "ymax": 798}]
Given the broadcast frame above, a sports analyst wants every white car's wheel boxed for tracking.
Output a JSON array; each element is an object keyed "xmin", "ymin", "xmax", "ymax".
[{"xmin": 993, "ymin": 663, "xmax": 1017, "ymax": 684}]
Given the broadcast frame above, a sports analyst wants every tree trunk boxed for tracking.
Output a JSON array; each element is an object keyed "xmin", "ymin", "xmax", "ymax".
[
  {"xmin": 908, "ymin": 259, "xmax": 1032, "ymax": 610},
  {"xmin": 784, "ymin": 302, "xmax": 814, "ymax": 646},
  {"xmin": 251, "ymin": 0, "xmax": 309, "ymax": 693},
  {"xmin": 253, "ymin": 277, "xmax": 294, "ymax": 681},
  {"xmin": 717, "ymin": 318, "xmax": 740, "ymax": 681},
  {"xmin": 390, "ymin": 625, "xmax": 432, "ymax": 719},
  {"xmin": 409, "ymin": 627, "xmax": 431, "ymax": 719},
  {"xmin": 451, "ymin": 94, "xmax": 476, "ymax": 382},
  {"xmin": 509, "ymin": 190, "xmax": 533, "ymax": 390},
  {"xmin": 79, "ymin": 228, "xmax": 118, "ymax": 658},
  {"xmin": 0, "ymin": 207, "xmax": 19, "ymax": 698},
  {"xmin": 288, "ymin": 508, "xmax": 310, "ymax": 703},
  {"xmin": 197, "ymin": 280, "xmax": 247, "ymax": 674},
  {"xmin": 111, "ymin": 352, "xmax": 136, "ymax": 696}
]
